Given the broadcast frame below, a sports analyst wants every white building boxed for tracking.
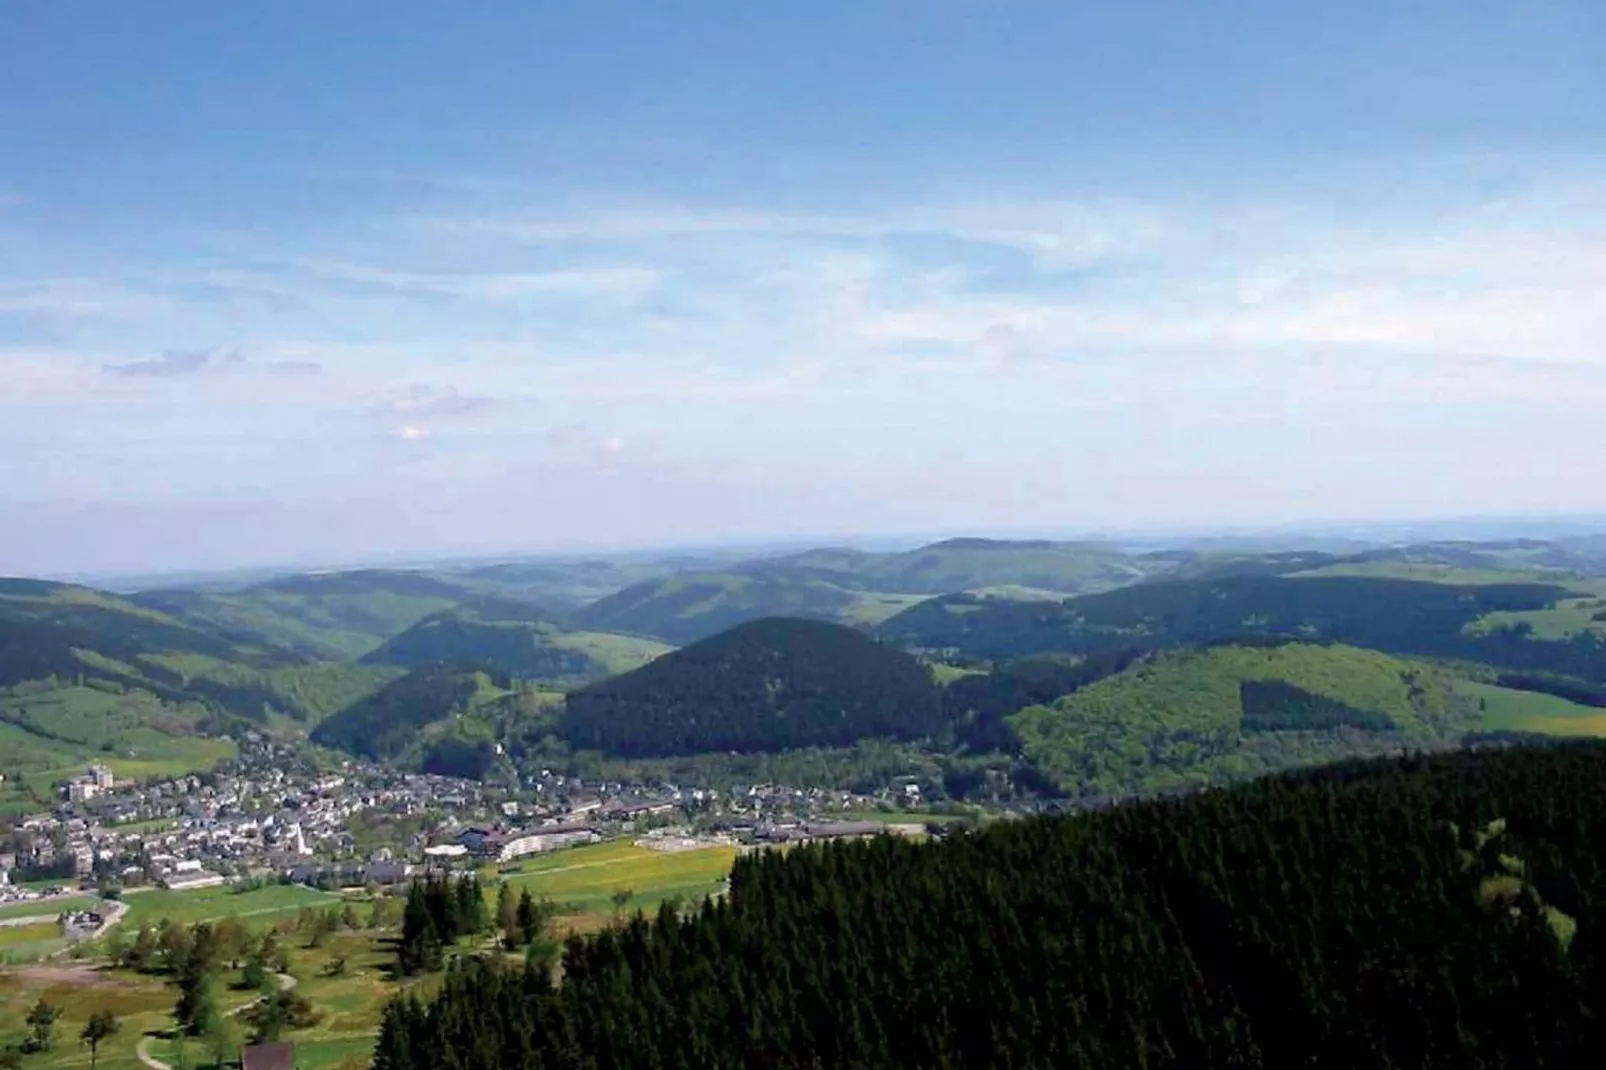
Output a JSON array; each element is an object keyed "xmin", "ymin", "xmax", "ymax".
[
  {"xmin": 161, "ymin": 869, "xmax": 227, "ymax": 891},
  {"xmin": 460, "ymin": 823, "xmax": 599, "ymax": 862}
]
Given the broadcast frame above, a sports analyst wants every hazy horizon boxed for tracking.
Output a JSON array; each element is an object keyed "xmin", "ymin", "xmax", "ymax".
[
  {"xmin": 18, "ymin": 509, "xmax": 1606, "ymax": 590},
  {"xmin": 5, "ymin": 3, "xmax": 1603, "ymax": 576}
]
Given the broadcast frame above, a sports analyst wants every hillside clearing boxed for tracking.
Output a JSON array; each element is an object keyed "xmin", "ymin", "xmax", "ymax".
[{"xmin": 1459, "ymin": 680, "xmax": 1606, "ymax": 737}]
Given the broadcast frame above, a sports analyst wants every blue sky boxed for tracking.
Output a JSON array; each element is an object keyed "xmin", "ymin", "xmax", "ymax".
[{"xmin": 3, "ymin": 1, "xmax": 1604, "ymax": 575}]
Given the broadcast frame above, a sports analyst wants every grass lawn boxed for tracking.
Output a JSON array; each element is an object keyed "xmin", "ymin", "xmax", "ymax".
[
  {"xmin": 120, "ymin": 883, "xmax": 342, "ymax": 930},
  {"xmin": 497, "ymin": 840, "xmax": 736, "ymax": 927},
  {"xmin": 0, "ymin": 895, "xmax": 102, "ymax": 922},
  {"xmin": 1460, "ymin": 680, "xmax": 1606, "ymax": 737},
  {"xmin": 111, "ymin": 817, "xmax": 180, "ymax": 835},
  {"xmin": 102, "ymin": 738, "xmax": 239, "ymax": 783}
]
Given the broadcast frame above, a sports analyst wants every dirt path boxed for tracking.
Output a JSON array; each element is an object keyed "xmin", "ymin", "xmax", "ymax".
[{"xmin": 135, "ymin": 972, "xmax": 297, "ymax": 1070}]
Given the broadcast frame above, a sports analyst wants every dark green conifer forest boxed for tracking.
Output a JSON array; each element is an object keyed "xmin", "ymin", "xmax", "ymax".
[{"xmin": 372, "ymin": 741, "xmax": 1606, "ymax": 1069}]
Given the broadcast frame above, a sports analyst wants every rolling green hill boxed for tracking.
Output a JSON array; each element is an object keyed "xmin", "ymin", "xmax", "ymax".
[
  {"xmin": 878, "ymin": 575, "xmax": 1606, "ymax": 684},
  {"xmin": 450, "ymin": 557, "xmax": 689, "ymax": 611},
  {"xmin": 745, "ymin": 537, "xmax": 1168, "ymax": 595},
  {"xmin": 0, "ymin": 578, "xmax": 279, "ymax": 803},
  {"xmin": 361, "ymin": 598, "xmax": 670, "ymax": 682},
  {"xmin": 0, "ymin": 578, "xmax": 286, "ymax": 687},
  {"xmin": 310, "ymin": 662, "xmax": 516, "ymax": 775},
  {"xmin": 567, "ymin": 539, "xmax": 1162, "ymax": 644},
  {"xmin": 561, "ymin": 617, "xmax": 944, "ymax": 757},
  {"xmin": 0, "ymin": 578, "xmax": 403, "ymax": 799},
  {"xmin": 569, "ymin": 572, "xmax": 863, "ymax": 644},
  {"xmin": 1008, "ymin": 642, "xmax": 1473, "ymax": 798},
  {"xmin": 131, "ymin": 569, "xmax": 492, "ymax": 660},
  {"xmin": 0, "ymin": 682, "xmax": 238, "ymax": 809}
]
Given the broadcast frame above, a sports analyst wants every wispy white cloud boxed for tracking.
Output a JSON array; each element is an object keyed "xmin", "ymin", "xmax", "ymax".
[
  {"xmin": 101, "ymin": 347, "xmax": 324, "ymax": 380},
  {"xmin": 6, "ymin": 165, "xmax": 1606, "ymax": 565},
  {"xmin": 103, "ymin": 348, "xmax": 216, "ymax": 377},
  {"xmin": 304, "ymin": 261, "xmax": 661, "ymax": 302},
  {"xmin": 0, "ymin": 277, "xmax": 174, "ymax": 318}
]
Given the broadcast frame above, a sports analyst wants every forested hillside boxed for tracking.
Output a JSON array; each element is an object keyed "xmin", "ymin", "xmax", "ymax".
[
  {"xmin": 1008, "ymin": 642, "xmax": 1472, "ymax": 797},
  {"xmin": 568, "ymin": 539, "xmax": 1183, "ymax": 643},
  {"xmin": 561, "ymin": 618, "xmax": 943, "ymax": 756},
  {"xmin": 880, "ymin": 576, "xmax": 1606, "ymax": 682},
  {"xmin": 743, "ymin": 537, "xmax": 1166, "ymax": 595},
  {"xmin": 133, "ymin": 569, "xmax": 491, "ymax": 660},
  {"xmin": 569, "ymin": 572, "xmax": 861, "ymax": 644},
  {"xmin": 0, "ymin": 577, "xmax": 379, "ymax": 726},
  {"xmin": 360, "ymin": 598, "xmax": 665, "ymax": 682},
  {"xmin": 375, "ymin": 740, "xmax": 1606, "ymax": 1069},
  {"xmin": 310, "ymin": 663, "xmax": 512, "ymax": 770},
  {"xmin": 0, "ymin": 579, "xmax": 287, "ymax": 690}
]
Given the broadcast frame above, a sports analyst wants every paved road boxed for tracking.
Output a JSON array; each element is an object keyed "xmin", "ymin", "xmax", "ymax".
[{"xmin": 135, "ymin": 973, "xmax": 297, "ymax": 1070}]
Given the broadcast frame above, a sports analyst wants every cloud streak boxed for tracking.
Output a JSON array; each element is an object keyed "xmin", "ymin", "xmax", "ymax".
[
  {"xmin": 103, "ymin": 348, "xmax": 215, "ymax": 377},
  {"xmin": 101, "ymin": 347, "xmax": 324, "ymax": 379}
]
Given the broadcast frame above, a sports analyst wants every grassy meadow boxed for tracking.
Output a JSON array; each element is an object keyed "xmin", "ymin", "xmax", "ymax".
[
  {"xmin": 495, "ymin": 840, "xmax": 737, "ymax": 927},
  {"xmin": 1460, "ymin": 680, "xmax": 1606, "ymax": 737},
  {"xmin": 0, "ymin": 682, "xmax": 236, "ymax": 811},
  {"xmin": 0, "ymin": 928, "xmax": 406, "ymax": 1070},
  {"xmin": 0, "ymin": 896, "xmax": 102, "ymax": 922},
  {"xmin": 0, "ymin": 923, "xmax": 66, "ymax": 962},
  {"xmin": 119, "ymin": 884, "xmax": 343, "ymax": 931},
  {"xmin": 544, "ymin": 630, "xmax": 674, "ymax": 676},
  {"xmin": 1467, "ymin": 595, "xmax": 1606, "ymax": 641}
]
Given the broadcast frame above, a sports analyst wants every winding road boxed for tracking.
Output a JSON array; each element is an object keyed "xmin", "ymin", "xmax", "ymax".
[{"xmin": 135, "ymin": 972, "xmax": 297, "ymax": 1070}]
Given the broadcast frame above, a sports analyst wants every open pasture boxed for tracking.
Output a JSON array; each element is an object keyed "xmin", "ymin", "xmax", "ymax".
[
  {"xmin": 119, "ymin": 882, "xmax": 342, "ymax": 930},
  {"xmin": 1461, "ymin": 680, "xmax": 1606, "ymax": 737}
]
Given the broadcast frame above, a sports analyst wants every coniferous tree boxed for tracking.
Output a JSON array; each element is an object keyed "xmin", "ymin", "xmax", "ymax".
[{"xmin": 372, "ymin": 741, "xmax": 1606, "ymax": 1070}]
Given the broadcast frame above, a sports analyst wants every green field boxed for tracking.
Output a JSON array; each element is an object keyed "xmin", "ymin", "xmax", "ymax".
[
  {"xmin": 0, "ymin": 896, "xmax": 101, "ymax": 922},
  {"xmin": 0, "ymin": 962, "xmax": 177, "ymax": 1069},
  {"xmin": 0, "ymin": 682, "xmax": 237, "ymax": 808},
  {"xmin": 119, "ymin": 883, "xmax": 342, "ymax": 930},
  {"xmin": 497, "ymin": 840, "xmax": 736, "ymax": 925},
  {"xmin": 0, "ymin": 922, "xmax": 64, "ymax": 961},
  {"xmin": 837, "ymin": 592, "xmax": 932, "ymax": 626},
  {"xmin": 1460, "ymin": 680, "xmax": 1606, "ymax": 737},
  {"xmin": 1291, "ymin": 562, "xmax": 1577, "ymax": 586},
  {"xmin": 0, "ymin": 927, "xmax": 407, "ymax": 1070},
  {"xmin": 1466, "ymin": 596, "xmax": 1606, "ymax": 641},
  {"xmin": 927, "ymin": 661, "xmax": 984, "ymax": 685},
  {"xmin": 546, "ymin": 629, "xmax": 674, "ymax": 675}
]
